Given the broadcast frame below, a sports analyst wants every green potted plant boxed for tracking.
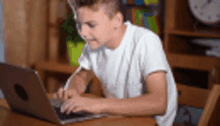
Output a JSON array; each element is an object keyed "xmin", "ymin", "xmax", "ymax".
[{"xmin": 61, "ymin": 14, "xmax": 85, "ymax": 66}]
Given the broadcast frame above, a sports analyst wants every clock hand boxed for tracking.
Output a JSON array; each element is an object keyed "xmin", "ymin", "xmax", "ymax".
[
  {"xmin": 200, "ymin": 2, "xmax": 209, "ymax": 10},
  {"xmin": 201, "ymin": 0, "xmax": 213, "ymax": 10}
]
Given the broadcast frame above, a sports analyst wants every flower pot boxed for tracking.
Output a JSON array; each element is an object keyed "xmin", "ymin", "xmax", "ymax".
[{"xmin": 67, "ymin": 41, "xmax": 85, "ymax": 66}]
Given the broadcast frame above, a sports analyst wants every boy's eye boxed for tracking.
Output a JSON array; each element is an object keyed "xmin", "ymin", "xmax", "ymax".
[
  {"xmin": 76, "ymin": 22, "xmax": 96, "ymax": 31},
  {"xmin": 88, "ymin": 23, "xmax": 95, "ymax": 28}
]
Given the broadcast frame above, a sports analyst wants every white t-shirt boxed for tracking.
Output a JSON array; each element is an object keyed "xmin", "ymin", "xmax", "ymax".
[{"xmin": 78, "ymin": 21, "xmax": 177, "ymax": 126}]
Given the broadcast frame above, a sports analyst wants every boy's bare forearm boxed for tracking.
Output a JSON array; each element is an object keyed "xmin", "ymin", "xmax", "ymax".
[
  {"xmin": 66, "ymin": 73, "xmax": 87, "ymax": 94},
  {"xmin": 101, "ymin": 93, "xmax": 166, "ymax": 116},
  {"xmin": 65, "ymin": 67, "xmax": 94, "ymax": 94}
]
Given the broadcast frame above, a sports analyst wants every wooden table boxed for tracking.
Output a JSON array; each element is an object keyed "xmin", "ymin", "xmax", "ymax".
[{"xmin": 0, "ymin": 94, "xmax": 157, "ymax": 126}]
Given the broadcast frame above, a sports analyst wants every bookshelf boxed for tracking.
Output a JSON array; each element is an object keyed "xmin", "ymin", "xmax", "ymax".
[
  {"xmin": 164, "ymin": 0, "xmax": 220, "ymax": 89},
  {"xmin": 34, "ymin": 0, "xmax": 164, "ymax": 93},
  {"xmin": 122, "ymin": 0, "xmax": 163, "ymax": 40},
  {"xmin": 35, "ymin": 0, "xmax": 73, "ymax": 93}
]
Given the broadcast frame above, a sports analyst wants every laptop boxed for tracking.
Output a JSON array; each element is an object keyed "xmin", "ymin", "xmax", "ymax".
[{"xmin": 0, "ymin": 62, "xmax": 107, "ymax": 125}]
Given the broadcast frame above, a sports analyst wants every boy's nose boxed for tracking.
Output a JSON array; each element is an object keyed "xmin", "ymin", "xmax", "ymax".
[{"xmin": 79, "ymin": 25, "xmax": 90, "ymax": 40}]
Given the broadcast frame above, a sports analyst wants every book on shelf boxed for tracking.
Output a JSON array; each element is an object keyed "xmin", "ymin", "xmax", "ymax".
[
  {"xmin": 142, "ymin": 13, "xmax": 159, "ymax": 34},
  {"xmin": 143, "ymin": 0, "xmax": 159, "ymax": 5},
  {"xmin": 135, "ymin": 8, "xmax": 150, "ymax": 26},
  {"xmin": 133, "ymin": 8, "xmax": 159, "ymax": 35},
  {"xmin": 125, "ymin": 0, "xmax": 159, "ymax": 5}
]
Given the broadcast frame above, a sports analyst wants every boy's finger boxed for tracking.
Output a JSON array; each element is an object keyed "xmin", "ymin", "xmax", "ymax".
[
  {"xmin": 66, "ymin": 104, "xmax": 76, "ymax": 115},
  {"xmin": 53, "ymin": 93, "xmax": 57, "ymax": 98},
  {"xmin": 61, "ymin": 100, "xmax": 72, "ymax": 113},
  {"xmin": 58, "ymin": 88, "xmax": 64, "ymax": 99}
]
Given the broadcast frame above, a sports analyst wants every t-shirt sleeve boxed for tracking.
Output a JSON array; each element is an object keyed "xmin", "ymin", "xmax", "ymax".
[
  {"xmin": 139, "ymin": 33, "xmax": 168, "ymax": 77},
  {"xmin": 77, "ymin": 44, "xmax": 92, "ymax": 70}
]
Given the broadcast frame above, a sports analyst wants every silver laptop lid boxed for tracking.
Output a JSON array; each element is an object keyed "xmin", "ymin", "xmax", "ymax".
[{"xmin": 0, "ymin": 62, "xmax": 60, "ymax": 124}]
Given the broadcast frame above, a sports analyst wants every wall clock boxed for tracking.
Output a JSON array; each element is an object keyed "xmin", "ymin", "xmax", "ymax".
[{"xmin": 188, "ymin": 0, "xmax": 220, "ymax": 26}]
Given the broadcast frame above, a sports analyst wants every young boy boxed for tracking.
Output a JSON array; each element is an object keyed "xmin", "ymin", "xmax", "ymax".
[{"xmin": 55, "ymin": 0, "xmax": 177, "ymax": 125}]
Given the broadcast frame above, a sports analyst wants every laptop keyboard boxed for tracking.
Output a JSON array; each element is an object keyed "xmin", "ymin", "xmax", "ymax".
[{"xmin": 53, "ymin": 107, "xmax": 93, "ymax": 120}]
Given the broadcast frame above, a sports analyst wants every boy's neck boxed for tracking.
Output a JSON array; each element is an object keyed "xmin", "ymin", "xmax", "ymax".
[{"xmin": 105, "ymin": 23, "xmax": 127, "ymax": 50}]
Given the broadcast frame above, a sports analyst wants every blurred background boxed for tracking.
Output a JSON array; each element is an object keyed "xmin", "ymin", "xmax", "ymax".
[
  {"xmin": 1, "ymin": 0, "xmax": 220, "ymax": 125},
  {"xmin": 1, "ymin": 0, "xmax": 220, "ymax": 94},
  {"xmin": 0, "ymin": 0, "xmax": 3, "ymax": 98},
  {"xmin": 1, "ymin": 0, "xmax": 220, "ymax": 93}
]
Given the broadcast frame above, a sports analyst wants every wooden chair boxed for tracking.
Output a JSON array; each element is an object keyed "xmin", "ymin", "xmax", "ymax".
[{"xmin": 173, "ymin": 83, "xmax": 220, "ymax": 126}]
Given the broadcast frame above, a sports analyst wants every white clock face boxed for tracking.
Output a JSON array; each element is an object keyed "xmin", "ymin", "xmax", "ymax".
[{"xmin": 188, "ymin": 0, "xmax": 220, "ymax": 25}]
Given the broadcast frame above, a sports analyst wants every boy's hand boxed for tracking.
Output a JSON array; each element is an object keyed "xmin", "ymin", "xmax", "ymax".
[
  {"xmin": 60, "ymin": 96, "xmax": 105, "ymax": 115},
  {"xmin": 54, "ymin": 87, "xmax": 79, "ymax": 101}
]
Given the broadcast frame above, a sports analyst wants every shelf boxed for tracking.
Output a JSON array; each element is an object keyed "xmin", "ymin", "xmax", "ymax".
[
  {"xmin": 173, "ymin": 68, "xmax": 209, "ymax": 89},
  {"xmin": 164, "ymin": 0, "xmax": 220, "ymax": 89},
  {"xmin": 35, "ymin": 59, "xmax": 77, "ymax": 74},
  {"xmin": 166, "ymin": 29, "xmax": 220, "ymax": 38},
  {"xmin": 167, "ymin": 53, "xmax": 216, "ymax": 71}
]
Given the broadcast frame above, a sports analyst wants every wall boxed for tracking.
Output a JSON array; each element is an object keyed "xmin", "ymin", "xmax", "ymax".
[
  {"xmin": 4, "ymin": 0, "xmax": 46, "ymax": 67},
  {"xmin": 3, "ymin": 0, "xmax": 29, "ymax": 67},
  {"xmin": 0, "ymin": 0, "xmax": 4, "ymax": 98}
]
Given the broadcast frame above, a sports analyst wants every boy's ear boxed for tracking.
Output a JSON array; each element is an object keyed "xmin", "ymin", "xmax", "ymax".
[{"xmin": 112, "ymin": 12, "xmax": 123, "ymax": 28}]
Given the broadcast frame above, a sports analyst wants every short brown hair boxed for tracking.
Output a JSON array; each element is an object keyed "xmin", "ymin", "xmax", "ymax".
[{"xmin": 68, "ymin": 0, "xmax": 122, "ymax": 19}]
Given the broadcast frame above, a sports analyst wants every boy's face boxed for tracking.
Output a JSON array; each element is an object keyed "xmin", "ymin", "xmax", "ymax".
[{"xmin": 74, "ymin": 6, "xmax": 116, "ymax": 50}]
